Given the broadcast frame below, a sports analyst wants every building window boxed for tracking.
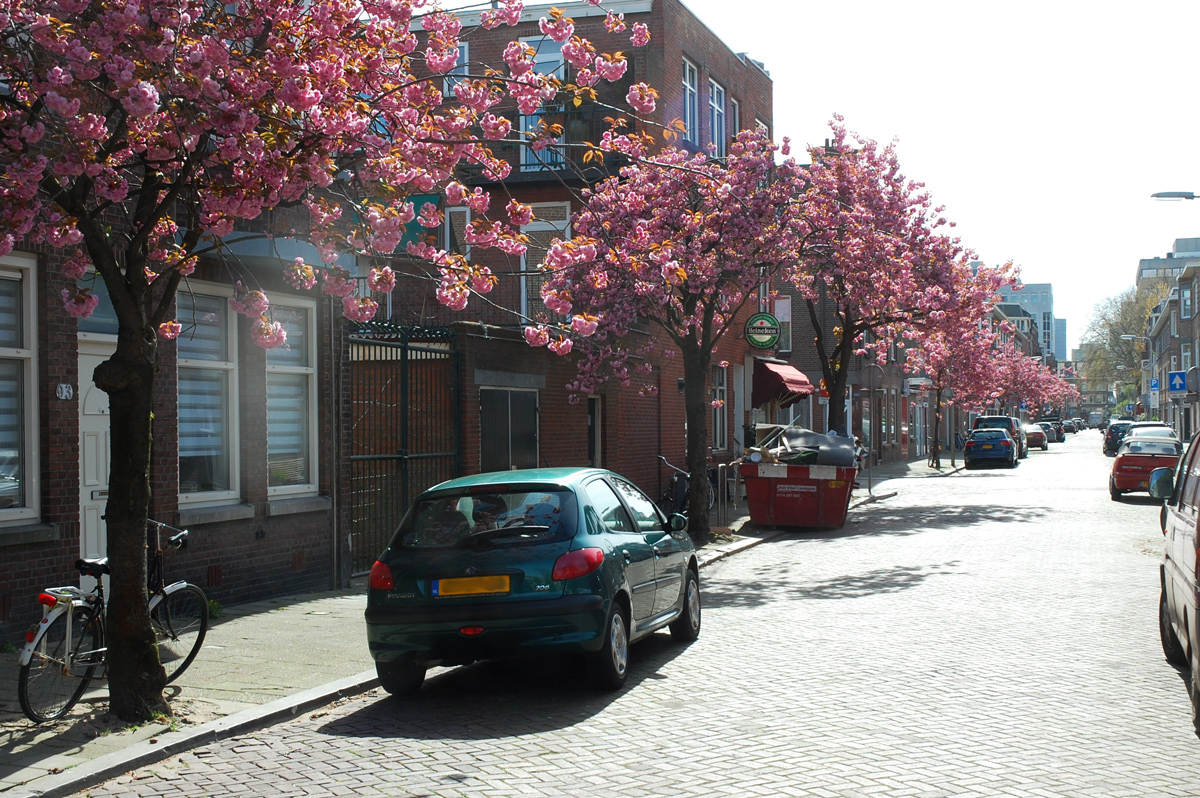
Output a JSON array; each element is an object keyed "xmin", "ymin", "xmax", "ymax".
[
  {"xmin": 775, "ymin": 296, "xmax": 792, "ymax": 353},
  {"xmin": 480, "ymin": 388, "xmax": 538, "ymax": 471},
  {"xmin": 521, "ymin": 202, "xmax": 571, "ymax": 320},
  {"xmin": 1183, "ymin": 283, "xmax": 1194, "ymax": 319},
  {"xmin": 0, "ymin": 252, "xmax": 37, "ymax": 523},
  {"xmin": 755, "ymin": 118, "xmax": 769, "ymax": 139},
  {"xmin": 444, "ymin": 206, "xmax": 470, "ymax": 256},
  {"xmin": 443, "ymin": 42, "xmax": 469, "ymax": 96},
  {"xmin": 1184, "ymin": 343, "xmax": 1194, "ymax": 371},
  {"xmin": 711, "ymin": 365, "xmax": 727, "ymax": 450},
  {"xmin": 177, "ymin": 290, "xmax": 238, "ymax": 505},
  {"xmin": 520, "ymin": 38, "xmax": 567, "ymax": 171},
  {"xmin": 266, "ymin": 301, "xmax": 317, "ymax": 495},
  {"xmin": 730, "ymin": 98, "xmax": 740, "ymax": 140},
  {"xmin": 1172, "ymin": 310, "xmax": 1179, "ymax": 337},
  {"xmin": 708, "ymin": 79, "xmax": 726, "ymax": 157},
  {"xmin": 681, "ymin": 58, "xmax": 698, "ymax": 145}
]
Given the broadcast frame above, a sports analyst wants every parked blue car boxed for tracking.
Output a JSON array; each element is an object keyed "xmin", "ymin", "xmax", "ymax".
[{"xmin": 964, "ymin": 429, "xmax": 1017, "ymax": 469}]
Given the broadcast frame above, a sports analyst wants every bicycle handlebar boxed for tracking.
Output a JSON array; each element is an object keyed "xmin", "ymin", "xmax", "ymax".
[{"xmin": 658, "ymin": 455, "xmax": 688, "ymax": 475}]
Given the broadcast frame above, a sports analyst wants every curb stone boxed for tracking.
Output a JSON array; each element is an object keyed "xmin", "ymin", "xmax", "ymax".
[{"xmin": 7, "ymin": 516, "xmax": 773, "ymax": 798}]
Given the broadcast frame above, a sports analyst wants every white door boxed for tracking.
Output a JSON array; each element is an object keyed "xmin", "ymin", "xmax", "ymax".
[{"xmin": 79, "ymin": 338, "xmax": 115, "ymax": 590}]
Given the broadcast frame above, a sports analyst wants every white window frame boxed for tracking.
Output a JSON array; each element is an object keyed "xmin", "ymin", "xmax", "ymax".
[
  {"xmin": 1184, "ymin": 342, "xmax": 1194, "ymax": 372},
  {"xmin": 681, "ymin": 58, "xmax": 699, "ymax": 145},
  {"xmin": 708, "ymin": 79, "xmax": 726, "ymax": 157},
  {"xmin": 775, "ymin": 296, "xmax": 792, "ymax": 354},
  {"xmin": 1172, "ymin": 310, "xmax": 1179, "ymax": 337},
  {"xmin": 730, "ymin": 98, "xmax": 740, "ymax": 141},
  {"xmin": 177, "ymin": 284, "xmax": 240, "ymax": 508},
  {"xmin": 520, "ymin": 37, "xmax": 567, "ymax": 171},
  {"xmin": 443, "ymin": 42, "xmax": 469, "ymax": 96},
  {"xmin": 0, "ymin": 252, "xmax": 39, "ymax": 525},
  {"xmin": 711, "ymin": 365, "xmax": 727, "ymax": 451},
  {"xmin": 521, "ymin": 202, "xmax": 571, "ymax": 320},
  {"xmin": 266, "ymin": 296, "xmax": 319, "ymax": 498}
]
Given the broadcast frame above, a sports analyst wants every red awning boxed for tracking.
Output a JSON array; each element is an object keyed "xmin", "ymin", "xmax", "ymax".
[{"xmin": 752, "ymin": 359, "xmax": 815, "ymax": 408}]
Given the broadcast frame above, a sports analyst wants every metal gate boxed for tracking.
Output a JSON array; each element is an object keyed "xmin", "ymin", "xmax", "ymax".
[{"xmin": 349, "ymin": 323, "xmax": 460, "ymax": 573}]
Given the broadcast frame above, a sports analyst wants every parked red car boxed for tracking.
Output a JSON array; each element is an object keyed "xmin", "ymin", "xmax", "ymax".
[{"xmin": 1110, "ymin": 437, "xmax": 1183, "ymax": 500}]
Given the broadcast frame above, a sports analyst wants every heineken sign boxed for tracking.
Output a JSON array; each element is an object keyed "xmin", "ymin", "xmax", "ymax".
[{"xmin": 745, "ymin": 312, "xmax": 781, "ymax": 349}]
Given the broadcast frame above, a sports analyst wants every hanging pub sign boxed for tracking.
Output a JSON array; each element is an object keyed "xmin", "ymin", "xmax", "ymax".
[{"xmin": 745, "ymin": 312, "xmax": 781, "ymax": 349}]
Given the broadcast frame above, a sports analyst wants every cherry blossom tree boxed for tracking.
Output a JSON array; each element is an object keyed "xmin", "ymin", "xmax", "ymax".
[
  {"xmin": 0, "ymin": 0, "xmax": 647, "ymax": 720},
  {"xmin": 532, "ymin": 130, "xmax": 807, "ymax": 542},
  {"xmin": 794, "ymin": 117, "xmax": 971, "ymax": 435}
]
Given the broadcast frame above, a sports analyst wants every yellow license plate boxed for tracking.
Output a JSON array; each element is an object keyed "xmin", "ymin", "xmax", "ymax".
[
  {"xmin": 1139, "ymin": 481, "xmax": 1149, "ymax": 488},
  {"xmin": 982, "ymin": 444, "xmax": 993, "ymax": 449},
  {"xmin": 433, "ymin": 575, "xmax": 510, "ymax": 597}
]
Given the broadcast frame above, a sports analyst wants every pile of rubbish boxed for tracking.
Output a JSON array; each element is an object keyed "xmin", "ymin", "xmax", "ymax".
[{"xmin": 743, "ymin": 425, "xmax": 859, "ymax": 467}]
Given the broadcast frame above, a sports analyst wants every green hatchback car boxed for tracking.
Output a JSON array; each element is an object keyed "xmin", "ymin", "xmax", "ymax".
[{"xmin": 365, "ymin": 467, "xmax": 702, "ymax": 695}]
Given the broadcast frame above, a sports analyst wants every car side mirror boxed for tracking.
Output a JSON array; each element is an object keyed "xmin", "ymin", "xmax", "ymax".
[
  {"xmin": 1148, "ymin": 467, "xmax": 1175, "ymax": 501},
  {"xmin": 666, "ymin": 513, "xmax": 688, "ymax": 533}
]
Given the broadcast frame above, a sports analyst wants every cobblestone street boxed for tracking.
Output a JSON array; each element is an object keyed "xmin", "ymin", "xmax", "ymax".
[{"xmin": 74, "ymin": 431, "xmax": 1200, "ymax": 797}]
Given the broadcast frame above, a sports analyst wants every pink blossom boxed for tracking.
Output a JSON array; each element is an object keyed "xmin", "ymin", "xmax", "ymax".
[
  {"xmin": 121, "ymin": 81, "xmax": 160, "ymax": 117},
  {"xmin": 604, "ymin": 10, "xmax": 626, "ymax": 32},
  {"xmin": 571, "ymin": 315, "xmax": 598, "ymax": 336},
  {"xmin": 285, "ymin": 259, "xmax": 317, "ymax": 291},
  {"xmin": 538, "ymin": 16, "xmax": 574, "ymax": 43},
  {"xmin": 524, "ymin": 325, "xmax": 550, "ymax": 347},
  {"xmin": 507, "ymin": 200, "xmax": 534, "ymax": 226},
  {"xmin": 367, "ymin": 266, "xmax": 396, "ymax": 293},
  {"xmin": 626, "ymin": 83, "xmax": 657, "ymax": 114},
  {"xmin": 229, "ymin": 285, "xmax": 269, "ymax": 317},
  {"xmin": 61, "ymin": 288, "xmax": 99, "ymax": 318},
  {"xmin": 158, "ymin": 321, "xmax": 182, "ymax": 339},
  {"xmin": 342, "ymin": 295, "xmax": 379, "ymax": 322},
  {"xmin": 417, "ymin": 202, "xmax": 442, "ymax": 228},
  {"xmin": 629, "ymin": 23, "xmax": 650, "ymax": 47},
  {"xmin": 594, "ymin": 54, "xmax": 628, "ymax": 82},
  {"xmin": 251, "ymin": 317, "xmax": 287, "ymax": 349},
  {"xmin": 711, "ymin": 399, "xmax": 725, "ymax": 409},
  {"xmin": 320, "ymin": 270, "xmax": 357, "ymax": 298},
  {"xmin": 548, "ymin": 337, "xmax": 573, "ymax": 355},
  {"xmin": 445, "ymin": 182, "xmax": 467, "ymax": 205},
  {"xmin": 465, "ymin": 188, "xmax": 490, "ymax": 214},
  {"xmin": 60, "ymin": 251, "xmax": 90, "ymax": 281},
  {"xmin": 471, "ymin": 269, "xmax": 497, "ymax": 293},
  {"xmin": 480, "ymin": 113, "xmax": 513, "ymax": 140}
]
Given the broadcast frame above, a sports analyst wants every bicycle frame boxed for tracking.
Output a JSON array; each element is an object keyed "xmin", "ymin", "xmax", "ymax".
[{"xmin": 17, "ymin": 586, "xmax": 105, "ymax": 676}]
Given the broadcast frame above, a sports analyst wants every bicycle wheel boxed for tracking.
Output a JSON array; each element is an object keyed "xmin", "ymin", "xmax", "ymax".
[
  {"xmin": 151, "ymin": 583, "xmax": 209, "ymax": 683},
  {"xmin": 18, "ymin": 609, "xmax": 102, "ymax": 723}
]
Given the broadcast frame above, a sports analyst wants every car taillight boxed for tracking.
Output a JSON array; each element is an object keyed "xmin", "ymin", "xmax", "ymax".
[
  {"xmin": 552, "ymin": 548, "xmax": 605, "ymax": 581},
  {"xmin": 1000, "ymin": 441, "xmax": 1011, "ymax": 447},
  {"xmin": 368, "ymin": 560, "xmax": 394, "ymax": 590},
  {"xmin": 37, "ymin": 592, "xmax": 58, "ymax": 608}
]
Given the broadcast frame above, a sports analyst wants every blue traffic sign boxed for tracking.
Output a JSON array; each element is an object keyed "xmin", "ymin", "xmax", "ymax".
[
  {"xmin": 1169, "ymin": 371, "xmax": 1188, "ymax": 393},
  {"xmin": 1019, "ymin": 401, "xmax": 1027, "ymax": 410},
  {"xmin": 1126, "ymin": 402, "xmax": 1134, "ymax": 412},
  {"xmin": 1151, "ymin": 377, "xmax": 1160, "ymax": 391}
]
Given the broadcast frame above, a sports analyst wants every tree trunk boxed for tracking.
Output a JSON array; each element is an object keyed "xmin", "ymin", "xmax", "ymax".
[
  {"xmin": 93, "ymin": 332, "xmax": 170, "ymax": 722},
  {"xmin": 825, "ymin": 364, "xmax": 850, "ymax": 435},
  {"xmin": 928, "ymin": 387, "xmax": 943, "ymax": 469},
  {"xmin": 680, "ymin": 341, "xmax": 713, "ymax": 546}
]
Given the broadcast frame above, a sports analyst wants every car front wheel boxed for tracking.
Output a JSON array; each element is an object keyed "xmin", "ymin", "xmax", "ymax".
[
  {"xmin": 589, "ymin": 601, "xmax": 630, "ymax": 690},
  {"xmin": 669, "ymin": 569, "xmax": 701, "ymax": 642},
  {"xmin": 1160, "ymin": 589, "xmax": 1188, "ymax": 667}
]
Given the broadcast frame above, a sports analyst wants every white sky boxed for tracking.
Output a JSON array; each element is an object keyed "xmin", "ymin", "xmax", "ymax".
[{"xmin": 675, "ymin": 0, "xmax": 1200, "ymax": 354}]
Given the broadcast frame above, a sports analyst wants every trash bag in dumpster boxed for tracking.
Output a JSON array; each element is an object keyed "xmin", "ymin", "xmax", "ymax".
[{"xmin": 759, "ymin": 426, "xmax": 857, "ymax": 467}]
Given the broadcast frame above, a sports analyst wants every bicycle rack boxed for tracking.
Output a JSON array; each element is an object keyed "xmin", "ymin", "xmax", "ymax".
[{"xmin": 714, "ymin": 462, "xmax": 735, "ymax": 526}]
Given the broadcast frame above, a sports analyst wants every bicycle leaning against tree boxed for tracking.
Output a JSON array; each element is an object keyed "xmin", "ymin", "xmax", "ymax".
[{"xmin": 16, "ymin": 520, "xmax": 209, "ymax": 723}]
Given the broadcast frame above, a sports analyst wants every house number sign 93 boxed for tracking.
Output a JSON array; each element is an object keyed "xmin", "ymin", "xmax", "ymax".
[{"xmin": 56, "ymin": 383, "xmax": 73, "ymax": 400}]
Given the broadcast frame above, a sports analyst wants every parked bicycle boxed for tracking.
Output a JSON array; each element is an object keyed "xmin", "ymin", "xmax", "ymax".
[
  {"xmin": 658, "ymin": 455, "xmax": 716, "ymax": 516},
  {"xmin": 17, "ymin": 520, "xmax": 209, "ymax": 723}
]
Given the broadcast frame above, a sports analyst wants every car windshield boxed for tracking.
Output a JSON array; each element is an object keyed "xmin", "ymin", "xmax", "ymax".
[
  {"xmin": 1120, "ymin": 440, "xmax": 1182, "ymax": 457},
  {"xmin": 392, "ymin": 487, "xmax": 578, "ymax": 548},
  {"xmin": 971, "ymin": 430, "xmax": 1008, "ymax": 440}
]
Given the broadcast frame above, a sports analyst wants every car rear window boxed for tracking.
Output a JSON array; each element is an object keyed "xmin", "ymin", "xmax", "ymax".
[
  {"xmin": 974, "ymin": 418, "xmax": 1011, "ymax": 430},
  {"xmin": 1109, "ymin": 423, "xmax": 1131, "ymax": 435},
  {"xmin": 971, "ymin": 430, "xmax": 1008, "ymax": 440},
  {"xmin": 1121, "ymin": 441, "xmax": 1181, "ymax": 456},
  {"xmin": 393, "ymin": 488, "xmax": 578, "ymax": 548}
]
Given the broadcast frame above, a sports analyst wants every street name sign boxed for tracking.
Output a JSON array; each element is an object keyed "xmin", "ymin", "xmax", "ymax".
[{"xmin": 1169, "ymin": 371, "xmax": 1188, "ymax": 394}]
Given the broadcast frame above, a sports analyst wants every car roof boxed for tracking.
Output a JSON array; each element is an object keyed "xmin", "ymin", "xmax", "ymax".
[
  {"xmin": 1126, "ymin": 427, "xmax": 1179, "ymax": 438},
  {"xmin": 425, "ymin": 467, "xmax": 612, "ymax": 494}
]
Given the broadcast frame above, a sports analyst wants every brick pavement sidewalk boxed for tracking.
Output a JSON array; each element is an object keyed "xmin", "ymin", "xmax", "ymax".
[{"xmin": 0, "ymin": 499, "xmax": 772, "ymax": 798}]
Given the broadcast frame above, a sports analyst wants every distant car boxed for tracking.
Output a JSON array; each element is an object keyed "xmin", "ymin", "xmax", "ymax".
[
  {"xmin": 971, "ymin": 416, "xmax": 1027, "ymax": 459},
  {"xmin": 1062, "ymin": 420, "xmax": 1076, "ymax": 434},
  {"xmin": 1104, "ymin": 421, "xmax": 1133, "ymax": 455},
  {"xmin": 964, "ymin": 428, "xmax": 1017, "ymax": 469},
  {"xmin": 1110, "ymin": 437, "xmax": 1182, "ymax": 500},
  {"xmin": 1038, "ymin": 421, "xmax": 1063, "ymax": 443},
  {"xmin": 1023, "ymin": 423, "xmax": 1048, "ymax": 451},
  {"xmin": 365, "ymin": 467, "xmax": 701, "ymax": 695}
]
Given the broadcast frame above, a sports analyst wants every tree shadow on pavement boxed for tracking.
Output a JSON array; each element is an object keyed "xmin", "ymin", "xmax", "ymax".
[
  {"xmin": 759, "ymin": 503, "xmax": 1047, "ymax": 544},
  {"xmin": 702, "ymin": 560, "xmax": 961, "ymax": 609},
  {"xmin": 318, "ymin": 634, "xmax": 690, "ymax": 740}
]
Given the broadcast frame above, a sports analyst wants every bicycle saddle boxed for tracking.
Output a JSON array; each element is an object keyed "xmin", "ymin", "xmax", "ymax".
[{"xmin": 75, "ymin": 557, "xmax": 110, "ymax": 576}]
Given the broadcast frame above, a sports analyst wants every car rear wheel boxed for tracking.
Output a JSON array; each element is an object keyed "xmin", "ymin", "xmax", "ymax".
[
  {"xmin": 1191, "ymin": 658, "xmax": 1200, "ymax": 735},
  {"xmin": 669, "ymin": 569, "xmax": 701, "ymax": 642},
  {"xmin": 1160, "ymin": 589, "xmax": 1188, "ymax": 667},
  {"xmin": 377, "ymin": 658, "xmax": 426, "ymax": 696},
  {"xmin": 1109, "ymin": 478, "xmax": 1123, "ymax": 501},
  {"xmin": 1042, "ymin": 443, "xmax": 1048, "ymax": 451},
  {"xmin": 589, "ymin": 601, "xmax": 629, "ymax": 690}
]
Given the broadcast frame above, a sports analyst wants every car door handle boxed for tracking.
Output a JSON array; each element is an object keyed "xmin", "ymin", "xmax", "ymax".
[{"xmin": 622, "ymin": 550, "xmax": 632, "ymax": 563}]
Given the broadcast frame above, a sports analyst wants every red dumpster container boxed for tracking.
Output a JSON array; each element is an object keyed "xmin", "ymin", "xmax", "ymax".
[{"xmin": 739, "ymin": 462, "xmax": 857, "ymax": 528}]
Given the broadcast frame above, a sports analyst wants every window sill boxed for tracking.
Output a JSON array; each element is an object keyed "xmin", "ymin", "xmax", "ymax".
[
  {"xmin": 266, "ymin": 495, "xmax": 332, "ymax": 517},
  {"xmin": 177, "ymin": 503, "xmax": 255, "ymax": 527},
  {"xmin": 0, "ymin": 521, "xmax": 58, "ymax": 547}
]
